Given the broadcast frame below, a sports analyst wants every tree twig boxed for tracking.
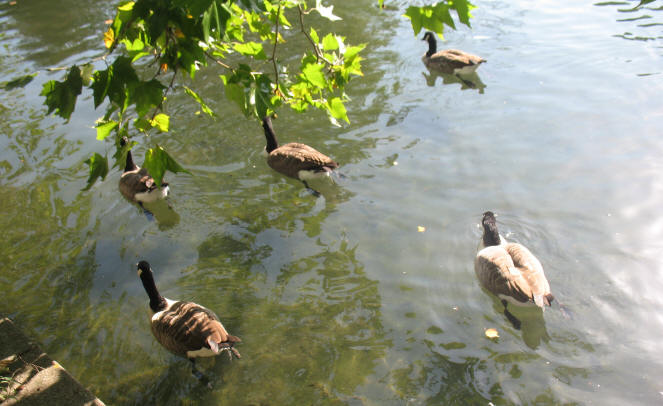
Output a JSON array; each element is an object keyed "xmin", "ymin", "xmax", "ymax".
[
  {"xmin": 149, "ymin": 67, "xmax": 178, "ymax": 122},
  {"xmin": 298, "ymin": 5, "xmax": 333, "ymax": 65},
  {"xmin": 271, "ymin": 2, "xmax": 282, "ymax": 90},
  {"xmin": 204, "ymin": 50, "xmax": 234, "ymax": 71}
]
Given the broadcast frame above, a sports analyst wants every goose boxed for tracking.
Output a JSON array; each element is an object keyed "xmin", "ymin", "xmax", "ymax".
[
  {"xmin": 137, "ymin": 261, "xmax": 241, "ymax": 383},
  {"xmin": 119, "ymin": 137, "xmax": 169, "ymax": 204},
  {"xmin": 421, "ymin": 31, "xmax": 486, "ymax": 75},
  {"xmin": 474, "ymin": 211, "xmax": 554, "ymax": 329},
  {"xmin": 261, "ymin": 115, "xmax": 339, "ymax": 195}
]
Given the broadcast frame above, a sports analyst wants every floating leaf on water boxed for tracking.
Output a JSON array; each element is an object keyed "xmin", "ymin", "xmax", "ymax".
[{"xmin": 485, "ymin": 328, "xmax": 499, "ymax": 338}]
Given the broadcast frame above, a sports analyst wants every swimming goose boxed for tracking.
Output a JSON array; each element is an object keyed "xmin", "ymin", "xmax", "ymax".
[
  {"xmin": 261, "ymin": 116, "xmax": 339, "ymax": 195},
  {"xmin": 421, "ymin": 31, "xmax": 486, "ymax": 75},
  {"xmin": 474, "ymin": 211, "xmax": 554, "ymax": 329},
  {"xmin": 119, "ymin": 137, "xmax": 169, "ymax": 204},
  {"xmin": 137, "ymin": 261, "xmax": 241, "ymax": 383}
]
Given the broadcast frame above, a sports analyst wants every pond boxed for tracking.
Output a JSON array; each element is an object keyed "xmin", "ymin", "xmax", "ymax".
[{"xmin": 1, "ymin": 0, "xmax": 663, "ymax": 404}]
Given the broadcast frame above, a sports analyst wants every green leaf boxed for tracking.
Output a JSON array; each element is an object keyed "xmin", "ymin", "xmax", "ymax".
[
  {"xmin": 403, "ymin": 6, "xmax": 424, "ymax": 35},
  {"xmin": 322, "ymin": 33, "xmax": 339, "ymax": 51},
  {"xmin": 143, "ymin": 145, "xmax": 190, "ymax": 188},
  {"xmin": 183, "ymin": 86, "xmax": 217, "ymax": 118},
  {"xmin": 302, "ymin": 63, "xmax": 327, "ymax": 89},
  {"xmin": 3, "ymin": 73, "xmax": 37, "ymax": 90},
  {"xmin": 80, "ymin": 64, "xmax": 94, "ymax": 86},
  {"xmin": 134, "ymin": 117, "xmax": 151, "ymax": 132},
  {"xmin": 91, "ymin": 68, "xmax": 111, "ymax": 108},
  {"xmin": 150, "ymin": 113, "xmax": 169, "ymax": 132},
  {"xmin": 96, "ymin": 120, "xmax": 118, "ymax": 140},
  {"xmin": 309, "ymin": 27, "xmax": 319, "ymax": 44},
  {"xmin": 254, "ymin": 74, "xmax": 275, "ymax": 119},
  {"xmin": 233, "ymin": 41, "xmax": 267, "ymax": 59},
  {"xmin": 40, "ymin": 65, "xmax": 83, "ymax": 121},
  {"xmin": 314, "ymin": 0, "xmax": 342, "ymax": 21},
  {"xmin": 82, "ymin": 152, "xmax": 109, "ymax": 190},
  {"xmin": 404, "ymin": 1, "xmax": 471, "ymax": 36},
  {"xmin": 451, "ymin": 0, "xmax": 474, "ymax": 27},
  {"xmin": 327, "ymin": 97, "xmax": 349, "ymax": 124},
  {"xmin": 130, "ymin": 79, "xmax": 165, "ymax": 117}
]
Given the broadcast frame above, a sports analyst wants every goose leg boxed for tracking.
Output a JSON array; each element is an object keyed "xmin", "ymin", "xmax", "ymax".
[
  {"xmin": 190, "ymin": 359, "xmax": 212, "ymax": 388},
  {"xmin": 502, "ymin": 300, "xmax": 521, "ymax": 330},
  {"xmin": 302, "ymin": 181, "xmax": 321, "ymax": 197}
]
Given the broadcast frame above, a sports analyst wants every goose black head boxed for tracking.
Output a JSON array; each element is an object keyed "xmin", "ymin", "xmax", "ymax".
[
  {"xmin": 421, "ymin": 31, "xmax": 437, "ymax": 57},
  {"xmin": 481, "ymin": 211, "xmax": 501, "ymax": 247},
  {"xmin": 137, "ymin": 260, "xmax": 151, "ymax": 276}
]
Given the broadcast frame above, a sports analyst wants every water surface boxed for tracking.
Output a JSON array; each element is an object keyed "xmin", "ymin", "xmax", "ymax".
[{"xmin": 1, "ymin": 0, "xmax": 663, "ymax": 404}]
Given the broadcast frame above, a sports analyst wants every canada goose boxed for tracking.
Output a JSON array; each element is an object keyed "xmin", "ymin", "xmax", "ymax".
[
  {"xmin": 119, "ymin": 137, "xmax": 169, "ymax": 204},
  {"xmin": 137, "ymin": 261, "xmax": 241, "ymax": 383},
  {"xmin": 421, "ymin": 31, "xmax": 486, "ymax": 75},
  {"xmin": 261, "ymin": 116, "xmax": 339, "ymax": 195},
  {"xmin": 474, "ymin": 211, "xmax": 554, "ymax": 329}
]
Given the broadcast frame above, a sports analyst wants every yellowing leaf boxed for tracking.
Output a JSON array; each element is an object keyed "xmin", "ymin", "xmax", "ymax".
[
  {"xmin": 103, "ymin": 28, "xmax": 114, "ymax": 48},
  {"xmin": 417, "ymin": 226, "xmax": 426, "ymax": 232},
  {"xmin": 485, "ymin": 328, "xmax": 499, "ymax": 339}
]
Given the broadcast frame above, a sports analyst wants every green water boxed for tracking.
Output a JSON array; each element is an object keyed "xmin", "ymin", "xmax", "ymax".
[{"xmin": 2, "ymin": 0, "xmax": 663, "ymax": 404}]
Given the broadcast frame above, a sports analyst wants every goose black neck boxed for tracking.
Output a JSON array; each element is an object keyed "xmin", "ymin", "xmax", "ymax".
[
  {"xmin": 262, "ymin": 117, "xmax": 279, "ymax": 153},
  {"xmin": 124, "ymin": 149, "xmax": 138, "ymax": 173},
  {"xmin": 139, "ymin": 269, "xmax": 167, "ymax": 313},
  {"xmin": 425, "ymin": 34, "xmax": 437, "ymax": 57},
  {"xmin": 482, "ymin": 215, "xmax": 501, "ymax": 247}
]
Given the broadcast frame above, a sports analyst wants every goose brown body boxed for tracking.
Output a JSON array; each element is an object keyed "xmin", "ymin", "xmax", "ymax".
[
  {"xmin": 119, "ymin": 138, "xmax": 169, "ymax": 203},
  {"xmin": 422, "ymin": 32, "xmax": 486, "ymax": 74},
  {"xmin": 262, "ymin": 116, "xmax": 338, "ymax": 181},
  {"xmin": 151, "ymin": 300, "xmax": 241, "ymax": 358},
  {"xmin": 475, "ymin": 212, "xmax": 553, "ymax": 309}
]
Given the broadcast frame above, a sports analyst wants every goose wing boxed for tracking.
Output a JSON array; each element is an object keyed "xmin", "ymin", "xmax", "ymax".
[
  {"xmin": 268, "ymin": 142, "xmax": 338, "ymax": 178},
  {"xmin": 474, "ymin": 245, "xmax": 533, "ymax": 304},
  {"xmin": 505, "ymin": 243, "xmax": 551, "ymax": 306},
  {"xmin": 151, "ymin": 301, "xmax": 239, "ymax": 357},
  {"xmin": 434, "ymin": 49, "xmax": 484, "ymax": 66}
]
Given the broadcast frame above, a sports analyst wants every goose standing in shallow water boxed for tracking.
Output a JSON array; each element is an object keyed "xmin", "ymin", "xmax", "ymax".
[
  {"xmin": 119, "ymin": 137, "xmax": 169, "ymax": 204},
  {"xmin": 474, "ymin": 211, "xmax": 554, "ymax": 329},
  {"xmin": 261, "ymin": 116, "xmax": 339, "ymax": 195},
  {"xmin": 137, "ymin": 261, "xmax": 241, "ymax": 384},
  {"xmin": 421, "ymin": 31, "xmax": 486, "ymax": 75}
]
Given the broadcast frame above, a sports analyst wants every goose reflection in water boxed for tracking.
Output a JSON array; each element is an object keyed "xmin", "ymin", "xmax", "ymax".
[
  {"xmin": 141, "ymin": 199, "xmax": 180, "ymax": 230},
  {"xmin": 422, "ymin": 68, "xmax": 486, "ymax": 93}
]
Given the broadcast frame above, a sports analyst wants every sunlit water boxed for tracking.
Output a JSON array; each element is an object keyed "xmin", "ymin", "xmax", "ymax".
[{"xmin": 1, "ymin": 0, "xmax": 663, "ymax": 404}]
